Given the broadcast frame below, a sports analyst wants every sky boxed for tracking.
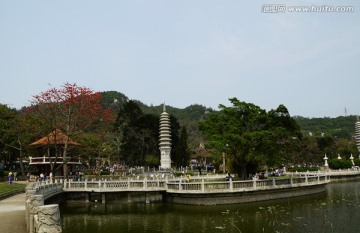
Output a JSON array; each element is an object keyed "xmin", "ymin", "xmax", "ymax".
[{"xmin": 0, "ymin": 0, "xmax": 359, "ymax": 118}]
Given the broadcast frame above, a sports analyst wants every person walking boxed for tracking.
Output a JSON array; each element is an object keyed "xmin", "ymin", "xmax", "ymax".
[
  {"xmin": 8, "ymin": 172, "xmax": 13, "ymax": 185},
  {"xmin": 40, "ymin": 172, "xmax": 44, "ymax": 182}
]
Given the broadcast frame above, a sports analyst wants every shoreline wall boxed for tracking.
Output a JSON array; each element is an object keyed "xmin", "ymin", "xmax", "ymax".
[
  {"xmin": 25, "ymin": 182, "xmax": 63, "ymax": 233},
  {"xmin": 165, "ymin": 183, "xmax": 326, "ymax": 205}
]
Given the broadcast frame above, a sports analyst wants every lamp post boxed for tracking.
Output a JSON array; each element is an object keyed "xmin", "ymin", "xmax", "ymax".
[
  {"xmin": 350, "ymin": 154, "xmax": 354, "ymax": 166},
  {"xmin": 324, "ymin": 154, "xmax": 329, "ymax": 168}
]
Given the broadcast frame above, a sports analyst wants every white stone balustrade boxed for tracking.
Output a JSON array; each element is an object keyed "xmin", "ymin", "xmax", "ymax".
[{"xmin": 62, "ymin": 174, "xmax": 330, "ymax": 194}]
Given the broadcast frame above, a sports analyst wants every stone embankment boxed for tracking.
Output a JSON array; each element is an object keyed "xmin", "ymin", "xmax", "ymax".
[{"xmin": 25, "ymin": 181, "xmax": 63, "ymax": 233}]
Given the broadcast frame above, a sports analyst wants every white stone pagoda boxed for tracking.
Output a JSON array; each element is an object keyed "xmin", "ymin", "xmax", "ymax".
[
  {"xmin": 159, "ymin": 104, "xmax": 172, "ymax": 169},
  {"xmin": 356, "ymin": 116, "xmax": 360, "ymax": 156}
]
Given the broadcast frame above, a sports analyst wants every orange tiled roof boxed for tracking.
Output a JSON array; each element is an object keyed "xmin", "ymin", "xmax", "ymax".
[{"xmin": 29, "ymin": 129, "xmax": 81, "ymax": 147}]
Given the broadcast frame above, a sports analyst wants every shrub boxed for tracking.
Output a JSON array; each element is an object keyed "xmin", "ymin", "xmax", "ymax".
[
  {"xmin": 173, "ymin": 172, "xmax": 195, "ymax": 177},
  {"xmin": 100, "ymin": 171, "xmax": 110, "ymax": 176},
  {"xmin": 354, "ymin": 158, "xmax": 360, "ymax": 166},
  {"xmin": 287, "ymin": 167, "xmax": 319, "ymax": 172},
  {"xmin": 145, "ymin": 154, "xmax": 160, "ymax": 168},
  {"xmin": 328, "ymin": 159, "xmax": 352, "ymax": 169},
  {"xmin": 0, "ymin": 170, "xmax": 3, "ymax": 181}
]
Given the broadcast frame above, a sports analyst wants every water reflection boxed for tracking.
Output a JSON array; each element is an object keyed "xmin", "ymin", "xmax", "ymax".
[{"xmin": 61, "ymin": 180, "xmax": 360, "ymax": 233}]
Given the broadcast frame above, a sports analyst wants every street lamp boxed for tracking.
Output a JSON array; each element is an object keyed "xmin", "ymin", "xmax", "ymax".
[{"xmin": 323, "ymin": 154, "xmax": 328, "ymax": 167}]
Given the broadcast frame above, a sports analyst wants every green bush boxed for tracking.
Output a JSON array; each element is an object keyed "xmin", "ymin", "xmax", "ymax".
[
  {"xmin": 145, "ymin": 154, "xmax": 160, "ymax": 168},
  {"xmin": 173, "ymin": 172, "xmax": 195, "ymax": 177},
  {"xmin": 100, "ymin": 171, "xmax": 110, "ymax": 176},
  {"xmin": 287, "ymin": 167, "xmax": 319, "ymax": 172},
  {"xmin": 354, "ymin": 158, "xmax": 360, "ymax": 166},
  {"xmin": 328, "ymin": 159, "xmax": 352, "ymax": 169},
  {"xmin": 0, "ymin": 170, "xmax": 3, "ymax": 181}
]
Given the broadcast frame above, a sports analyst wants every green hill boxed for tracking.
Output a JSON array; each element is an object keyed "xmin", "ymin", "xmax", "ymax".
[
  {"xmin": 294, "ymin": 115, "xmax": 357, "ymax": 139},
  {"xmin": 100, "ymin": 91, "xmax": 358, "ymax": 143}
]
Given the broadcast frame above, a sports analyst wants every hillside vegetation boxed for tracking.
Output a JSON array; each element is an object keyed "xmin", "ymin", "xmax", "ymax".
[{"xmin": 101, "ymin": 91, "xmax": 359, "ymax": 141}]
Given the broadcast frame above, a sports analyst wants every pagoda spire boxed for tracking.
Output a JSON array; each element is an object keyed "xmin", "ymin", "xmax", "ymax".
[{"xmin": 355, "ymin": 117, "xmax": 360, "ymax": 155}]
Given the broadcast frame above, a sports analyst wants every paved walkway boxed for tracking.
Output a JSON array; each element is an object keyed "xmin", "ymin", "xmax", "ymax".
[{"xmin": 0, "ymin": 192, "xmax": 27, "ymax": 233}]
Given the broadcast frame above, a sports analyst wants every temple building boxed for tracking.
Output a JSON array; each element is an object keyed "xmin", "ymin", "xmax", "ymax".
[
  {"xmin": 159, "ymin": 104, "xmax": 172, "ymax": 169},
  {"xmin": 28, "ymin": 129, "xmax": 82, "ymax": 176}
]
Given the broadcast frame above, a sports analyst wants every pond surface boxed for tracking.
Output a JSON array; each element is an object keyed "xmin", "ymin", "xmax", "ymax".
[{"xmin": 61, "ymin": 180, "xmax": 360, "ymax": 233}]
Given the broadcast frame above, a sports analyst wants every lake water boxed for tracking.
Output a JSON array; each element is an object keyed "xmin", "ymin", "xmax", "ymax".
[{"xmin": 61, "ymin": 180, "xmax": 360, "ymax": 233}]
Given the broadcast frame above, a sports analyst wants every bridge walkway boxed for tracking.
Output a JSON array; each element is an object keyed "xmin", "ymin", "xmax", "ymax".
[{"xmin": 0, "ymin": 192, "xmax": 26, "ymax": 233}]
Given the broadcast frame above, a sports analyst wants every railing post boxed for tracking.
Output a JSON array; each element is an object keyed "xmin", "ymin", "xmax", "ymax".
[
  {"xmin": 201, "ymin": 179, "xmax": 205, "ymax": 193},
  {"xmin": 127, "ymin": 177, "xmax": 130, "ymax": 190},
  {"xmin": 144, "ymin": 177, "xmax": 147, "ymax": 190},
  {"xmin": 272, "ymin": 178, "xmax": 276, "ymax": 187},
  {"xmin": 317, "ymin": 174, "xmax": 320, "ymax": 184},
  {"xmin": 253, "ymin": 178, "xmax": 257, "ymax": 189},
  {"xmin": 98, "ymin": 180, "xmax": 101, "ymax": 190},
  {"xmin": 305, "ymin": 174, "xmax": 308, "ymax": 184},
  {"xmin": 179, "ymin": 179, "xmax": 182, "ymax": 191},
  {"xmin": 290, "ymin": 174, "xmax": 293, "ymax": 186},
  {"xmin": 229, "ymin": 179, "xmax": 233, "ymax": 192}
]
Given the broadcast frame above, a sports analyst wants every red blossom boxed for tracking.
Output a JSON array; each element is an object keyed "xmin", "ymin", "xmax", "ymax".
[{"xmin": 29, "ymin": 82, "xmax": 114, "ymax": 133}]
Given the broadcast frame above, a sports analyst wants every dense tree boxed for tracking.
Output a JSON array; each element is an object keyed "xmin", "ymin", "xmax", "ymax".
[
  {"xmin": 172, "ymin": 126, "xmax": 190, "ymax": 168},
  {"xmin": 115, "ymin": 101, "xmax": 160, "ymax": 166},
  {"xmin": 169, "ymin": 115, "xmax": 180, "ymax": 167},
  {"xmin": 334, "ymin": 139, "xmax": 357, "ymax": 158},
  {"xmin": 199, "ymin": 98, "xmax": 302, "ymax": 179},
  {"xmin": 294, "ymin": 115, "xmax": 357, "ymax": 139},
  {"xmin": 0, "ymin": 104, "xmax": 36, "ymax": 174},
  {"xmin": 72, "ymin": 132, "xmax": 116, "ymax": 169}
]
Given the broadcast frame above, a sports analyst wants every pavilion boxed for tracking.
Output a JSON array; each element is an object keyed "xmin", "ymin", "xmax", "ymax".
[{"xmin": 28, "ymin": 129, "xmax": 82, "ymax": 176}]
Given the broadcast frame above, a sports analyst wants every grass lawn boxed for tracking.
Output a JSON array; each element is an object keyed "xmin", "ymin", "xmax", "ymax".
[{"xmin": 0, "ymin": 181, "xmax": 26, "ymax": 195}]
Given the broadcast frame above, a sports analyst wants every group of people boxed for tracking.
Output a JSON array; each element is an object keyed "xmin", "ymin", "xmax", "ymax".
[
  {"xmin": 37, "ymin": 172, "xmax": 53, "ymax": 182},
  {"xmin": 7, "ymin": 171, "xmax": 18, "ymax": 185}
]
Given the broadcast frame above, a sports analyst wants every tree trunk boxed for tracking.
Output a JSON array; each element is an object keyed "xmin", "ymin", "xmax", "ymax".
[
  {"xmin": 19, "ymin": 147, "xmax": 25, "ymax": 175},
  {"xmin": 63, "ymin": 147, "xmax": 68, "ymax": 180},
  {"xmin": 240, "ymin": 163, "xmax": 248, "ymax": 180}
]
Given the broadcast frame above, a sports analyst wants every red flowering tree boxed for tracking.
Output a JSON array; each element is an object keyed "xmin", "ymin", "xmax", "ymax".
[{"xmin": 29, "ymin": 82, "xmax": 113, "ymax": 178}]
